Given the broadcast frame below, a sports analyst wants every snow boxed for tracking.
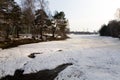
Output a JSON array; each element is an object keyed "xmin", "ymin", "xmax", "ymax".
[{"xmin": 0, "ymin": 34, "xmax": 120, "ymax": 80}]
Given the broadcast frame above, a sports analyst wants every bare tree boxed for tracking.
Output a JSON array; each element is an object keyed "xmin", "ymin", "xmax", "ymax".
[
  {"xmin": 115, "ymin": 8, "xmax": 120, "ymax": 20},
  {"xmin": 36, "ymin": 0, "xmax": 52, "ymax": 18},
  {"xmin": 21, "ymin": 0, "xmax": 35, "ymax": 34}
]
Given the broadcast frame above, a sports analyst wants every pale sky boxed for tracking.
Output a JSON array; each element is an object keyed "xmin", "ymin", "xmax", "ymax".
[
  {"xmin": 49, "ymin": 0, "xmax": 120, "ymax": 31},
  {"xmin": 15, "ymin": 0, "xmax": 120, "ymax": 31}
]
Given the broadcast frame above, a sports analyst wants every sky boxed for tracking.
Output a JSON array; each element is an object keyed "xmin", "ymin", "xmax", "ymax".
[
  {"xmin": 48, "ymin": 0, "xmax": 120, "ymax": 31},
  {"xmin": 15, "ymin": 0, "xmax": 120, "ymax": 32}
]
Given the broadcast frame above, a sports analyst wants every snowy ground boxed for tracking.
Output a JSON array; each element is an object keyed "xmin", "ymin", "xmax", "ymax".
[{"xmin": 0, "ymin": 34, "xmax": 120, "ymax": 80}]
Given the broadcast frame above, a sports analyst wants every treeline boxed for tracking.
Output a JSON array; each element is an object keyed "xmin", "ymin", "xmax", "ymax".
[
  {"xmin": 70, "ymin": 31, "xmax": 98, "ymax": 35},
  {"xmin": 0, "ymin": 0, "xmax": 69, "ymax": 42},
  {"xmin": 99, "ymin": 20, "xmax": 120, "ymax": 38}
]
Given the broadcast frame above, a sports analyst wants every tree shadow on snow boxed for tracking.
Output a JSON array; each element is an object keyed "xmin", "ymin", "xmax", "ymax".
[{"xmin": 0, "ymin": 63, "xmax": 73, "ymax": 80}]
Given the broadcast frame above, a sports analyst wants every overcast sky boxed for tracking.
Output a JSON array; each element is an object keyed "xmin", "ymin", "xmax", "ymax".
[
  {"xmin": 15, "ymin": 0, "xmax": 120, "ymax": 31},
  {"xmin": 49, "ymin": 0, "xmax": 120, "ymax": 31}
]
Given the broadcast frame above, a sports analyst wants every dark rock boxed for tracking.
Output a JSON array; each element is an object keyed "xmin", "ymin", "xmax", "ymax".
[
  {"xmin": 58, "ymin": 50, "xmax": 63, "ymax": 52},
  {"xmin": 28, "ymin": 52, "xmax": 42, "ymax": 58}
]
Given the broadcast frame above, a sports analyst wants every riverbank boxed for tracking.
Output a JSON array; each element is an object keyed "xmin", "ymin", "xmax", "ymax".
[{"xmin": 0, "ymin": 37, "xmax": 68, "ymax": 49}]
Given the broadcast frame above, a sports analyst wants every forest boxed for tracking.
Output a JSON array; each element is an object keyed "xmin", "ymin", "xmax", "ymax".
[
  {"xmin": 0, "ymin": 0, "xmax": 69, "ymax": 48},
  {"xmin": 99, "ymin": 20, "xmax": 120, "ymax": 38},
  {"xmin": 99, "ymin": 9, "xmax": 120, "ymax": 38}
]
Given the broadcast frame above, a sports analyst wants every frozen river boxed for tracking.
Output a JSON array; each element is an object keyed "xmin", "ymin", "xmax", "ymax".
[{"xmin": 0, "ymin": 34, "xmax": 120, "ymax": 80}]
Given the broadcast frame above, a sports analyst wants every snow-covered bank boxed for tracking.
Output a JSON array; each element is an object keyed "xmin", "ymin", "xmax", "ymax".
[{"xmin": 0, "ymin": 34, "xmax": 120, "ymax": 80}]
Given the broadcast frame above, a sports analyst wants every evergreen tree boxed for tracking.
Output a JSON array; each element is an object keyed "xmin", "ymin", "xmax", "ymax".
[
  {"xmin": 35, "ymin": 9, "xmax": 48, "ymax": 40},
  {"xmin": 0, "ymin": 0, "xmax": 21, "ymax": 39},
  {"xmin": 53, "ymin": 11, "xmax": 69, "ymax": 38}
]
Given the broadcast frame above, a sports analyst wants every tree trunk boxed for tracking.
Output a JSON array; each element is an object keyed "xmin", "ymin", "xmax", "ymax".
[
  {"xmin": 40, "ymin": 27, "xmax": 43, "ymax": 40},
  {"xmin": 52, "ymin": 27, "xmax": 56, "ymax": 38}
]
